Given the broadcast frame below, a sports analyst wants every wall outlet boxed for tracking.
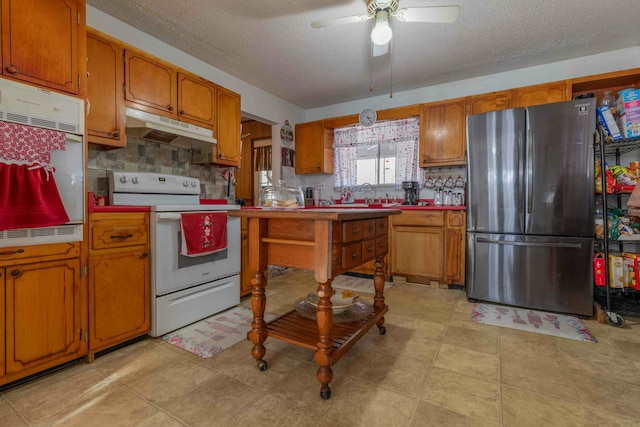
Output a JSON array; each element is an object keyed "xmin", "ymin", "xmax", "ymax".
[{"xmin": 314, "ymin": 183, "xmax": 325, "ymax": 190}]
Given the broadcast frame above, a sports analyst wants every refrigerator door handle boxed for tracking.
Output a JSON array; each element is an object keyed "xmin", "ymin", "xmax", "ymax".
[
  {"xmin": 526, "ymin": 108, "xmax": 533, "ymax": 217},
  {"xmin": 476, "ymin": 237, "xmax": 583, "ymax": 249}
]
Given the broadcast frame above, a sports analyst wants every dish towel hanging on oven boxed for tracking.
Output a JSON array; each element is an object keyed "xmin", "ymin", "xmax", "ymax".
[
  {"xmin": 180, "ymin": 212, "xmax": 227, "ymax": 257},
  {"xmin": 0, "ymin": 121, "xmax": 69, "ymax": 231}
]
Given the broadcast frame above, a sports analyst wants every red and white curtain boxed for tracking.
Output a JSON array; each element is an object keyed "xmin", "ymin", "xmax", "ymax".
[
  {"xmin": 333, "ymin": 116, "xmax": 421, "ymax": 190},
  {"xmin": 0, "ymin": 122, "xmax": 68, "ymax": 231}
]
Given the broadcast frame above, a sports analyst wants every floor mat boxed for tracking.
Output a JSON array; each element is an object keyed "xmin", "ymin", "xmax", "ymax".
[
  {"xmin": 331, "ymin": 274, "xmax": 394, "ymax": 294},
  {"xmin": 162, "ymin": 306, "xmax": 276, "ymax": 357},
  {"xmin": 472, "ymin": 303, "xmax": 598, "ymax": 343}
]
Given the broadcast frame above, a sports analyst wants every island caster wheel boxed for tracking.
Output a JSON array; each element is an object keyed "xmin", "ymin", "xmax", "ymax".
[
  {"xmin": 320, "ymin": 389, "xmax": 331, "ymax": 400},
  {"xmin": 468, "ymin": 298, "xmax": 478, "ymax": 303},
  {"xmin": 378, "ymin": 325, "xmax": 386, "ymax": 335},
  {"xmin": 607, "ymin": 312, "xmax": 625, "ymax": 328},
  {"xmin": 257, "ymin": 359, "xmax": 268, "ymax": 371}
]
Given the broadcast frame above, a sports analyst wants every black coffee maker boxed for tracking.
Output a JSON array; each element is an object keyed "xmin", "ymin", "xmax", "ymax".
[{"xmin": 401, "ymin": 181, "xmax": 419, "ymax": 205}]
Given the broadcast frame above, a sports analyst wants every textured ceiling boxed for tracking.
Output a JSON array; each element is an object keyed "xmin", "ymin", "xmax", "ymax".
[{"xmin": 87, "ymin": 0, "xmax": 640, "ymax": 109}]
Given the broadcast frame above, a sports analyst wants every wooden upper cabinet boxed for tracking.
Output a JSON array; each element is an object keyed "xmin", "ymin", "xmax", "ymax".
[
  {"xmin": 178, "ymin": 72, "xmax": 217, "ymax": 126},
  {"xmin": 86, "ymin": 30, "xmax": 125, "ymax": 147},
  {"xmin": 1, "ymin": 0, "xmax": 83, "ymax": 95},
  {"xmin": 468, "ymin": 90, "xmax": 513, "ymax": 115},
  {"xmin": 213, "ymin": 86, "xmax": 241, "ymax": 166},
  {"xmin": 295, "ymin": 120, "xmax": 334, "ymax": 174},
  {"xmin": 420, "ymin": 99, "xmax": 466, "ymax": 167},
  {"xmin": 124, "ymin": 48, "xmax": 177, "ymax": 115},
  {"xmin": 514, "ymin": 81, "xmax": 568, "ymax": 108}
]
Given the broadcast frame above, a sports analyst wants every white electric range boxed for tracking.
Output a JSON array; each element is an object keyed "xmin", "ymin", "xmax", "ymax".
[{"xmin": 109, "ymin": 171, "xmax": 241, "ymax": 336}]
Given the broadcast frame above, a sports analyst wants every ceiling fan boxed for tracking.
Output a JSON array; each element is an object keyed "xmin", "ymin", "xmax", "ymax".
[{"xmin": 311, "ymin": 1, "xmax": 459, "ymax": 57}]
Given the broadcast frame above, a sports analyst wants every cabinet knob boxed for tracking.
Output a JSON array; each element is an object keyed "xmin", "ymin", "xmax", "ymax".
[
  {"xmin": 112, "ymin": 132, "xmax": 120, "ymax": 138},
  {"xmin": 167, "ymin": 105, "xmax": 174, "ymax": 111},
  {"xmin": 351, "ymin": 252, "xmax": 358, "ymax": 259},
  {"xmin": 11, "ymin": 269, "xmax": 21, "ymax": 277},
  {"xmin": 367, "ymin": 246, "xmax": 374, "ymax": 253},
  {"xmin": 6, "ymin": 65, "xmax": 19, "ymax": 74},
  {"xmin": 179, "ymin": 110, "xmax": 185, "ymax": 115},
  {"xmin": 141, "ymin": 251, "xmax": 148, "ymax": 258},
  {"xmin": 352, "ymin": 227, "xmax": 359, "ymax": 233}
]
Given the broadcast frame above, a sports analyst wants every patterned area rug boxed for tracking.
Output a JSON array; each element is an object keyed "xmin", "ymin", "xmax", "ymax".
[
  {"xmin": 162, "ymin": 306, "xmax": 276, "ymax": 357},
  {"xmin": 331, "ymin": 274, "xmax": 394, "ymax": 294},
  {"xmin": 472, "ymin": 303, "xmax": 597, "ymax": 343}
]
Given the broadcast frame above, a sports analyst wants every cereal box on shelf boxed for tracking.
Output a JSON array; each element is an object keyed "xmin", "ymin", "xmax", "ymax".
[
  {"xmin": 609, "ymin": 254, "xmax": 625, "ymax": 288},
  {"xmin": 597, "ymin": 106, "xmax": 622, "ymax": 140}
]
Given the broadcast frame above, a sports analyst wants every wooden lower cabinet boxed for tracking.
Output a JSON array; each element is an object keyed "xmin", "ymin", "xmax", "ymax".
[
  {"xmin": 88, "ymin": 212, "xmax": 150, "ymax": 357},
  {"xmin": 391, "ymin": 210, "xmax": 465, "ymax": 286},
  {"xmin": 0, "ymin": 242, "xmax": 86, "ymax": 386}
]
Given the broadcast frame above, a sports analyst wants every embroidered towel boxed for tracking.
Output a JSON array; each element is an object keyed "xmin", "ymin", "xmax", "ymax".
[
  {"xmin": 0, "ymin": 122, "xmax": 69, "ymax": 231},
  {"xmin": 180, "ymin": 212, "xmax": 227, "ymax": 257}
]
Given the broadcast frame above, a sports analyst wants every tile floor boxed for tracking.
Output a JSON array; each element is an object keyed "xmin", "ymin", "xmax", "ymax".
[{"xmin": 1, "ymin": 269, "xmax": 640, "ymax": 426}]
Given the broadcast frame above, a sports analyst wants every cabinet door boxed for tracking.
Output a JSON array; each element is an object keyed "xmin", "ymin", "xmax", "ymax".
[
  {"xmin": 214, "ymin": 87, "xmax": 241, "ymax": 166},
  {"xmin": 420, "ymin": 100, "xmax": 466, "ymax": 167},
  {"xmin": 445, "ymin": 211, "xmax": 466, "ymax": 285},
  {"xmin": 468, "ymin": 90, "xmax": 513, "ymax": 115},
  {"xmin": 86, "ymin": 31, "xmax": 125, "ymax": 147},
  {"xmin": 1, "ymin": 0, "xmax": 82, "ymax": 94},
  {"xmin": 0, "ymin": 269, "xmax": 4, "ymax": 378},
  {"xmin": 295, "ymin": 121, "xmax": 334, "ymax": 174},
  {"xmin": 5, "ymin": 258, "xmax": 83, "ymax": 374},
  {"xmin": 240, "ymin": 220, "xmax": 252, "ymax": 296},
  {"xmin": 88, "ymin": 249, "xmax": 149, "ymax": 352},
  {"xmin": 514, "ymin": 81, "xmax": 568, "ymax": 108},
  {"xmin": 124, "ymin": 48, "xmax": 177, "ymax": 115},
  {"xmin": 391, "ymin": 225, "xmax": 445, "ymax": 281},
  {"xmin": 178, "ymin": 72, "xmax": 216, "ymax": 126}
]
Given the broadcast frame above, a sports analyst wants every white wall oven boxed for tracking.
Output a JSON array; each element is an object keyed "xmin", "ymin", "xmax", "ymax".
[
  {"xmin": 109, "ymin": 171, "xmax": 240, "ymax": 336},
  {"xmin": 0, "ymin": 78, "xmax": 84, "ymax": 248}
]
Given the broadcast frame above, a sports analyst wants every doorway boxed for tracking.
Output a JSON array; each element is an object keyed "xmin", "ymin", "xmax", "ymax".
[{"xmin": 236, "ymin": 119, "xmax": 272, "ymax": 206}]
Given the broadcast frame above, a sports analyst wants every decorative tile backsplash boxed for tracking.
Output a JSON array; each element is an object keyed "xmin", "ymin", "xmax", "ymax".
[{"xmin": 87, "ymin": 136, "xmax": 233, "ymax": 201}]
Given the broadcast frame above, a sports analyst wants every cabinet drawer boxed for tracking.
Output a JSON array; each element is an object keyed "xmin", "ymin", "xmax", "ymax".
[
  {"xmin": 361, "ymin": 239, "xmax": 376, "ymax": 261},
  {"xmin": 362, "ymin": 219, "xmax": 376, "ymax": 239},
  {"xmin": 375, "ymin": 237, "xmax": 388, "ymax": 256},
  {"xmin": 342, "ymin": 220, "xmax": 363, "ymax": 243},
  {"xmin": 447, "ymin": 211, "xmax": 465, "ymax": 228},
  {"xmin": 392, "ymin": 211, "xmax": 445, "ymax": 227},
  {"xmin": 91, "ymin": 216, "xmax": 149, "ymax": 251},
  {"xmin": 375, "ymin": 218, "xmax": 388, "ymax": 236},
  {"xmin": 0, "ymin": 242, "xmax": 80, "ymax": 264},
  {"xmin": 342, "ymin": 242, "xmax": 362, "ymax": 269}
]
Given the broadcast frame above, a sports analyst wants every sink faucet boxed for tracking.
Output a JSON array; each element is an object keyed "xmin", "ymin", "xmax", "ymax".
[{"xmin": 361, "ymin": 183, "xmax": 375, "ymax": 203}]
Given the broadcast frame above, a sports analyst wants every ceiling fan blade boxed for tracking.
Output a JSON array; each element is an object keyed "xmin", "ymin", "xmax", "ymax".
[
  {"xmin": 372, "ymin": 42, "xmax": 389, "ymax": 57},
  {"xmin": 393, "ymin": 6, "xmax": 460, "ymax": 23},
  {"xmin": 311, "ymin": 14, "xmax": 372, "ymax": 28}
]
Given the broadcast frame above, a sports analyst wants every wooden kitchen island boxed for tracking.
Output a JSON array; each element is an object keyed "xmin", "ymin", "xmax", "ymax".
[{"xmin": 229, "ymin": 208, "xmax": 400, "ymax": 399}]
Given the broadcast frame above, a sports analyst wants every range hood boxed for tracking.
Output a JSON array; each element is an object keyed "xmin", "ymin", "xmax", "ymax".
[{"xmin": 125, "ymin": 107, "xmax": 216, "ymax": 148}]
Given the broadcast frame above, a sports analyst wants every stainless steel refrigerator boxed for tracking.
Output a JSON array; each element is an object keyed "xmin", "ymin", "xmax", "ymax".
[{"xmin": 466, "ymin": 99, "xmax": 596, "ymax": 317}]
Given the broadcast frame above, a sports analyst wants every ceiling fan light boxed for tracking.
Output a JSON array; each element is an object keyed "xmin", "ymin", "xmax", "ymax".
[{"xmin": 371, "ymin": 14, "xmax": 392, "ymax": 45}]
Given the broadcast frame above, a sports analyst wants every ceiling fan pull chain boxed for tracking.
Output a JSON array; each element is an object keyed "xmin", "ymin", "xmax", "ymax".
[
  {"xmin": 389, "ymin": 39, "xmax": 393, "ymax": 98},
  {"xmin": 370, "ymin": 41, "xmax": 374, "ymax": 92}
]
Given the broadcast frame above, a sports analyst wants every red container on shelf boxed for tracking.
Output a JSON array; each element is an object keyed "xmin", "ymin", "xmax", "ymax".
[{"xmin": 594, "ymin": 253, "xmax": 606, "ymax": 287}]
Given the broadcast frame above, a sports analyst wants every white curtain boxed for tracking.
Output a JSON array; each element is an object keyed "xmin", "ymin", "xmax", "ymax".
[{"xmin": 333, "ymin": 116, "xmax": 420, "ymax": 190}]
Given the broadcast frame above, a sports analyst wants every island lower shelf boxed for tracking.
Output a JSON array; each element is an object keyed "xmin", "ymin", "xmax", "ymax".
[{"xmin": 264, "ymin": 305, "xmax": 388, "ymax": 362}]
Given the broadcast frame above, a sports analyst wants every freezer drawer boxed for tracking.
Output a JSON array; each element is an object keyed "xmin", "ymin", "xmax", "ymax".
[{"xmin": 466, "ymin": 233, "xmax": 593, "ymax": 316}]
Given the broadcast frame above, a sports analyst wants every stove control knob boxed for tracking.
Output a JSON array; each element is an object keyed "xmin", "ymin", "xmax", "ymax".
[
  {"xmin": 131, "ymin": 177, "xmax": 139, "ymax": 184},
  {"xmin": 183, "ymin": 180, "xmax": 189, "ymax": 187},
  {"xmin": 119, "ymin": 176, "xmax": 127, "ymax": 184},
  {"xmin": 191, "ymin": 180, "xmax": 197, "ymax": 187}
]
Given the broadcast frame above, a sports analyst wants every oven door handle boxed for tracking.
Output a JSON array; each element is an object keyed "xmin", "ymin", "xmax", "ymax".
[{"xmin": 155, "ymin": 213, "xmax": 182, "ymax": 222}]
